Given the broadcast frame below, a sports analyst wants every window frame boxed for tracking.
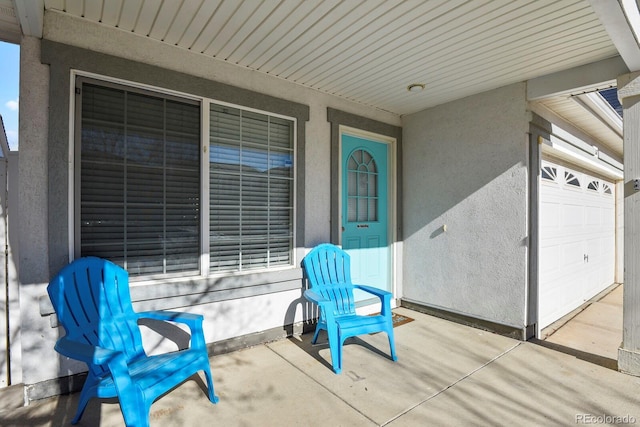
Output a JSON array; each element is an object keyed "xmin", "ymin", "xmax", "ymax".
[{"xmin": 71, "ymin": 71, "xmax": 297, "ymax": 281}]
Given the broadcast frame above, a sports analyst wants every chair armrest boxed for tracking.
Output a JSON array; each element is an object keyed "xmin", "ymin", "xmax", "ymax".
[
  {"xmin": 354, "ymin": 284, "xmax": 392, "ymax": 299},
  {"xmin": 54, "ymin": 337, "xmax": 120, "ymax": 366},
  {"xmin": 304, "ymin": 289, "xmax": 337, "ymax": 323},
  {"xmin": 354, "ymin": 284, "xmax": 393, "ymax": 316},
  {"xmin": 137, "ymin": 310, "xmax": 203, "ymax": 325},
  {"xmin": 303, "ymin": 289, "xmax": 331, "ymax": 306},
  {"xmin": 135, "ymin": 310, "xmax": 206, "ymax": 350}
]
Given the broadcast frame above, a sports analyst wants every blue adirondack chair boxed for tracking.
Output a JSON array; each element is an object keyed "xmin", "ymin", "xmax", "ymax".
[
  {"xmin": 302, "ymin": 243, "xmax": 397, "ymax": 373},
  {"xmin": 47, "ymin": 257, "xmax": 219, "ymax": 427}
]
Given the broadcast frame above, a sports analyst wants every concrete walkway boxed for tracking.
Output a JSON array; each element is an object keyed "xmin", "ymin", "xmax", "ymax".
[
  {"xmin": 1, "ymin": 306, "xmax": 639, "ymax": 426},
  {"xmin": 542, "ymin": 284, "xmax": 623, "ymax": 370}
]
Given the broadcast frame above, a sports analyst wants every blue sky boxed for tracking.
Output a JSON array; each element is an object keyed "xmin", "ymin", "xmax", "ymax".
[{"xmin": 0, "ymin": 41, "xmax": 19, "ymax": 150}]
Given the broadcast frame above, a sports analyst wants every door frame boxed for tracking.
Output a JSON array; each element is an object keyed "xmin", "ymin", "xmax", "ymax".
[{"xmin": 338, "ymin": 125, "xmax": 398, "ymax": 302}]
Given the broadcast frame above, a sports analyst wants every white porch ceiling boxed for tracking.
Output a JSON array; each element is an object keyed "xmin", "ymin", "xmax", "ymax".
[
  {"xmin": 37, "ymin": 0, "xmax": 620, "ymax": 116},
  {"xmin": 1, "ymin": 1, "xmax": 636, "ymax": 157}
]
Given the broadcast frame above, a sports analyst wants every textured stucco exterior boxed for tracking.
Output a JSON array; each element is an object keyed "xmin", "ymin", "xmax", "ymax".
[
  {"xmin": 17, "ymin": 36, "xmax": 54, "ymax": 390},
  {"xmin": 401, "ymin": 83, "xmax": 530, "ymax": 330}
]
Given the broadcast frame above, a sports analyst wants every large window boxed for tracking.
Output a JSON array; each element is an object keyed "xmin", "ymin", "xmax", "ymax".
[
  {"xmin": 209, "ymin": 105, "xmax": 294, "ymax": 272},
  {"xmin": 77, "ymin": 78, "xmax": 295, "ymax": 277}
]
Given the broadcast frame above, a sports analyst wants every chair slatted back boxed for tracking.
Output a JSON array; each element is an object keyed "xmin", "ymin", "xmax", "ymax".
[
  {"xmin": 48, "ymin": 257, "xmax": 146, "ymax": 376},
  {"xmin": 303, "ymin": 243, "xmax": 352, "ymax": 286},
  {"xmin": 302, "ymin": 244, "xmax": 356, "ymax": 316}
]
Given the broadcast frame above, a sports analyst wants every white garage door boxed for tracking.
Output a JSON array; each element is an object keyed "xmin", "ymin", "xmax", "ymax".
[{"xmin": 539, "ymin": 160, "xmax": 615, "ymax": 330}]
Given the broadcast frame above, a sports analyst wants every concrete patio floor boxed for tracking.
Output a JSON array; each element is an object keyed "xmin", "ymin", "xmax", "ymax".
[{"xmin": 1, "ymin": 305, "xmax": 639, "ymax": 427}]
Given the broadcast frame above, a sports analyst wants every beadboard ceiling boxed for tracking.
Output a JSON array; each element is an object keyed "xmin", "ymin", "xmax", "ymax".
[
  {"xmin": 40, "ymin": 0, "xmax": 621, "ymax": 116},
  {"xmin": 2, "ymin": 0, "xmax": 638, "ymax": 156}
]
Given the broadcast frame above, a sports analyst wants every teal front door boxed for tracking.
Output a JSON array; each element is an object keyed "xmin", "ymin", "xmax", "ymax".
[{"xmin": 341, "ymin": 133, "xmax": 392, "ymax": 296}]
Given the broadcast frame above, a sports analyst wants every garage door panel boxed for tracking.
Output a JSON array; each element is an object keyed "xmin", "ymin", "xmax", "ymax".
[
  {"xmin": 539, "ymin": 245, "xmax": 560, "ymax": 275},
  {"xmin": 562, "ymin": 242, "xmax": 584, "ymax": 268},
  {"xmin": 540, "ymin": 202, "xmax": 560, "ymax": 228},
  {"xmin": 585, "ymin": 238, "xmax": 602, "ymax": 264},
  {"xmin": 585, "ymin": 206, "xmax": 601, "ymax": 226},
  {"xmin": 563, "ymin": 204, "xmax": 584, "ymax": 227},
  {"xmin": 604, "ymin": 207, "xmax": 615, "ymax": 226},
  {"xmin": 539, "ymin": 161, "xmax": 616, "ymax": 330}
]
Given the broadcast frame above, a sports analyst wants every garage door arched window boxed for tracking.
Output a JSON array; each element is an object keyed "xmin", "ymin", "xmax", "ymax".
[
  {"xmin": 541, "ymin": 166, "xmax": 557, "ymax": 182},
  {"xmin": 588, "ymin": 180, "xmax": 613, "ymax": 195},
  {"xmin": 564, "ymin": 171, "xmax": 580, "ymax": 187},
  {"xmin": 347, "ymin": 149, "xmax": 378, "ymax": 222}
]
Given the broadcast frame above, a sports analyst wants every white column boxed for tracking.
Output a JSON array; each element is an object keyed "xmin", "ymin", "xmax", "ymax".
[{"xmin": 619, "ymin": 70, "xmax": 640, "ymax": 375}]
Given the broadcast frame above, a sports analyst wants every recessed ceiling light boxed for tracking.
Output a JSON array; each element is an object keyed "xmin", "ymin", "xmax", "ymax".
[{"xmin": 407, "ymin": 83, "xmax": 426, "ymax": 93}]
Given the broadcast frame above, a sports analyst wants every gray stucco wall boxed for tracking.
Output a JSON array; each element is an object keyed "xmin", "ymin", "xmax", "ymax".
[
  {"xmin": 17, "ymin": 36, "xmax": 54, "ymax": 390},
  {"xmin": 401, "ymin": 83, "xmax": 530, "ymax": 330}
]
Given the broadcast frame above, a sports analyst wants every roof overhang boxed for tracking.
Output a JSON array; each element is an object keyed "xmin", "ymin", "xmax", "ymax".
[
  {"xmin": 13, "ymin": 0, "xmax": 43, "ymax": 39},
  {"xmin": 588, "ymin": 0, "xmax": 640, "ymax": 71}
]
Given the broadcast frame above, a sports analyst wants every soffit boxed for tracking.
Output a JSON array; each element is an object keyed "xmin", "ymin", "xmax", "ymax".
[
  {"xmin": 29, "ymin": 0, "xmax": 619, "ymax": 117},
  {"xmin": 0, "ymin": 0, "xmax": 20, "ymax": 43},
  {"xmin": 533, "ymin": 92, "xmax": 624, "ymax": 158}
]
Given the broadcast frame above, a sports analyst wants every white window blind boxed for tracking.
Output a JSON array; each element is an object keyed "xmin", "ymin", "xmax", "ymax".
[
  {"xmin": 79, "ymin": 83, "xmax": 201, "ymax": 276},
  {"xmin": 77, "ymin": 79, "xmax": 295, "ymax": 278},
  {"xmin": 209, "ymin": 105, "xmax": 294, "ymax": 272}
]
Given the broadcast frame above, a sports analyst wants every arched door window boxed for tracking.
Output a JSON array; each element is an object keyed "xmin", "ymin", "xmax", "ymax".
[{"xmin": 347, "ymin": 149, "xmax": 378, "ymax": 222}]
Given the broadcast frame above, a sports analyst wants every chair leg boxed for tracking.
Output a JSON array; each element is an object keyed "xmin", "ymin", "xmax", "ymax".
[
  {"xmin": 71, "ymin": 375, "xmax": 99, "ymax": 424},
  {"xmin": 327, "ymin": 327, "xmax": 342, "ymax": 374},
  {"xmin": 202, "ymin": 367, "xmax": 220, "ymax": 404},
  {"xmin": 71, "ymin": 389, "xmax": 91, "ymax": 424},
  {"xmin": 119, "ymin": 391, "xmax": 149, "ymax": 427},
  {"xmin": 336, "ymin": 335, "xmax": 347, "ymax": 374},
  {"xmin": 387, "ymin": 327, "xmax": 398, "ymax": 362},
  {"xmin": 383, "ymin": 304, "xmax": 398, "ymax": 362},
  {"xmin": 311, "ymin": 324, "xmax": 322, "ymax": 344}
]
